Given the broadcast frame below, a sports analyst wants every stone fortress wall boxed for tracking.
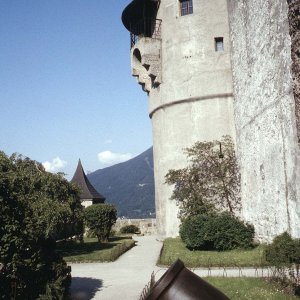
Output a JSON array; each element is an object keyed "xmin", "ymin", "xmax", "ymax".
[
  {"xmin": 287, "ymin": 0, "xmax": 300, "ymax": 145},
  {"xmin": 112, "ymin": 218, "xmax": 156, "ymax": 235},
  {"xmin": 122, "ymin": 0, "xmax": 300, "ymax": 242},
  {"xmin": 227, "ymin": 0, "xmax": 300, "ymax": 241}
]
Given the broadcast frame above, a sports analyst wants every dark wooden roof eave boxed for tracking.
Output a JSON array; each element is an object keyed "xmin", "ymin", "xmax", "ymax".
[
  {"xmin": 122, "ymin": 0, "xmax": 160, "ymax": 34},
  {"xmin": 71, "ymin": 160, "xmax": 105, "ymax": 201}
]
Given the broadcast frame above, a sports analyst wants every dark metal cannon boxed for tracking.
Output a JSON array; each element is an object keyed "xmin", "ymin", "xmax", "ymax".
[{"xmin": 141, "ymin": 259, "xmax": 229, "ymax": 300}]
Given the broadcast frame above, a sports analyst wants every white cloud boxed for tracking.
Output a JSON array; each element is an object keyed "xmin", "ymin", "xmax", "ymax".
[
  {"xmin": 43, "ymin": 157, "xmax": 67, "ymax": 173},
  {"xmin": 97, "ymin": 151, "xmax": 133, "ymax": 166}
]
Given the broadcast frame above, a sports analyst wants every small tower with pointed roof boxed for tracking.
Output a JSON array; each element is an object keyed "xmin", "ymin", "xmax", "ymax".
[{"xmin": 71, "ymin": 159, "xmax": 105, "ymax": 208}]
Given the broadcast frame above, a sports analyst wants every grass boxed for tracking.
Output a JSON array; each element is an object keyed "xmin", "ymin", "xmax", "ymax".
[
  {"xmin": 205, "ymin": 277, "xmax": 299, "ymax": 299},
  {"xmin": 158, "ymin": 238, "xmax": 267, "ymax": 267},
  {"xmin": 56, "ymin": 236, "xmax": 135, "ymax": 263}
]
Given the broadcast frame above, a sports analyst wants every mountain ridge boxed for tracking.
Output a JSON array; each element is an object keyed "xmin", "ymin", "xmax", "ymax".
[{"xmin": 87, "ymin": 147, "xmax": 155, "ymax": 218}]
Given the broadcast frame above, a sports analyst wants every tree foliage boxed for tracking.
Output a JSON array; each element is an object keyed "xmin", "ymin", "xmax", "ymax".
[
  {"xmin": 0, "ymin": 151, "xmax": 84, "ymax": 299},
  {"xmin": 84, "ymin": 204, "xmax": 117, "ymax": 243},
  {"xmin": 165, "ymin": 135, "xmax": 241, "ymax": 220}
]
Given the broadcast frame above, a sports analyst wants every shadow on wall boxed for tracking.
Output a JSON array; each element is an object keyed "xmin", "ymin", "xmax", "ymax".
[{"xmin": 71, "ymin": 277, "xmax": 103, "ymax": 300}]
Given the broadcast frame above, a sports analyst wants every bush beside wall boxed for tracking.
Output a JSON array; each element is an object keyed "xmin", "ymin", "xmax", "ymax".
[{"xmin": 180, "ymin": 213, "xmax": 255, "ymax": 251}]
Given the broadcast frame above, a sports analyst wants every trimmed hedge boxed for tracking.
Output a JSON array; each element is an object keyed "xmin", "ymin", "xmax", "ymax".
[
  {"xmin": 110, "ymin": 239, "xmax": 136, "ymax": 261},
  {"xmin": 180, "ymin": 213, "xmax": 255, "ymax": 251}
]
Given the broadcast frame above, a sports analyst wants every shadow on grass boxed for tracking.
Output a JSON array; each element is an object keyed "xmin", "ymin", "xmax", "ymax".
[
  {"xmin": 57, "ymin": 237, "xmax": 132, "ymax": 257},
  {"xmin": 109, "ymin": 236, "xmax": 131, "ymax": 242},
  {"xmin": 71, "ymin": 277, "xmax": 102, "ymax": 300}
]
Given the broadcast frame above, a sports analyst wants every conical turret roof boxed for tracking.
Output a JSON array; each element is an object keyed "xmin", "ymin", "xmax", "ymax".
[{"xmin": 71, "ymin": 159, "xmax": 105, "ymax": 202}]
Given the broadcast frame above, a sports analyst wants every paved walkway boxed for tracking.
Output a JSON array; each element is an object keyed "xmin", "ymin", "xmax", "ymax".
[
  {"xmin": 69, "ymin": 235, "xmax": 271, "ymax": 300},
  {"xmin": 70, "ymin": 235, "xmax": 165, "ymax": 300}
]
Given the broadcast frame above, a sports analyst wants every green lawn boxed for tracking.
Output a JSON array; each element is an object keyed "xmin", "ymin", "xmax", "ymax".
[
  {"xmin": 206, "ymin": 278, "xmax": 298, "ymax": 300},
  {"xmin": 158, "ymin": 238, "xmax": 267, "ymax": 267},
  {"xmin": 57, "ymin": 236, "xmax": 135, "ymax": 263}
]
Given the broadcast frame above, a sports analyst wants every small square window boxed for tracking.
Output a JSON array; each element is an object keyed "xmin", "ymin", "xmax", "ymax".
[
  {"xmin": 215, "ymin": 37, "xmax": 224, "ymax": 52},
  {"xmin": 180, "ymin": 0, "xmax": 193, "ymax": 16}
]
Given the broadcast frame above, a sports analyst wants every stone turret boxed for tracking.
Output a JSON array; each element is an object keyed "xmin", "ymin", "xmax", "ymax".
[{"xmin": 122, "ymin": 0, "xmax": 236, "ymax": 237}]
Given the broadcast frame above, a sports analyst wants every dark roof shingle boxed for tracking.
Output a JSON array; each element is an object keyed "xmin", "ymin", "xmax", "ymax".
[{"xmin": 71, "ymin": 159, "xmax": 105, "ymax": 201}]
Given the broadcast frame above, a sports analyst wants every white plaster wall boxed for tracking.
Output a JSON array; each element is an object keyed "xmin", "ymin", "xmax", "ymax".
[
  {"xmin": 228, "ymin": 0, "xmax": 300, "ymax": 241},
  {"xmin": 148, "ymin": 0, "xmax": 236, "ymax": 236},
  {"xmin": 152, "ymin": 97, "xmax": 236, "ymax": 236},
  {"xmin": 81, "ymin": 200, "xmax": 93, "ymax": 208}
]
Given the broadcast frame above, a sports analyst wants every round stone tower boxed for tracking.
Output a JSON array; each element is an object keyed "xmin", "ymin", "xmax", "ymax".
[{"xmin": 122, "ymin": 0, "xmax": 236, "ymax": 237}]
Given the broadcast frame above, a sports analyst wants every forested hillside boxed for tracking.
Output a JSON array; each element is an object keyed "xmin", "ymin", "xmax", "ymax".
[{"xmin": 88, "ymin": 147, "xmax": 155, "ymax": 218}]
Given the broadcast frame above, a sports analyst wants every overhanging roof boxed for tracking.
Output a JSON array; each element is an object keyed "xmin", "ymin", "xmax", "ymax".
[
  {"xmin": 71, "ymin": 159, "xmax": 105, "ymax": 201},
  {"xmin": 122, "ymin": 0, "xmax": 159, "ymax": 34}
]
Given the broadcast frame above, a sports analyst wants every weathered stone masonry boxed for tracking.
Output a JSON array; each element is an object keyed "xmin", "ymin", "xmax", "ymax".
[
  {"xmin": 228, "ymin": 0, "xmax": 300, "ymax": 241},
  {"xmin": 288, "ymin": 0, "xmax": 300, "ymax": 144}
]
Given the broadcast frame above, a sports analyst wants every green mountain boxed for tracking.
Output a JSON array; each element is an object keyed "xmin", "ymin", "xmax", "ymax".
[{"xmin": 87, "ymin": 147, "xmax": 155, "ymax": 218}]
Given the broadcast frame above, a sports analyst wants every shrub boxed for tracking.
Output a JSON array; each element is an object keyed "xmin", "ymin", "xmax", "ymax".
[
  {"xmin": 180, "ymin": 213, "xmax": 254, "ymax": 251},
  {"xmin": 206, "ymin": 213, "xmax": 255, "ymax": 251},
  {"xmin": 84, "ymin": 204, "xmax": 117, "ymax": 243},
  {"xmin": 265, "ymin": 232, "xmax": 300, "ymax": 266},
  {"xmin": 180, "ymin": 215, "xmax": 213, "ymax": 250},
  {"xmin": 120, "ymin": 225, "xmax": 140, "ymax": 234},
  {"xmin": 265, "ymin": 232, "xmax": 300, "ymax": 296}
]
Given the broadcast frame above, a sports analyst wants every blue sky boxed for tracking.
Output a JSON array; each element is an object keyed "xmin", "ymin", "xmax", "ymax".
[{"xmin": 0, "ymin": 1, "xmax": 152, "ymax": 178}]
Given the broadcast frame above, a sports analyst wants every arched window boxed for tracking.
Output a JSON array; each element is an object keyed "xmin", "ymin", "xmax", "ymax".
[{"xmin": 133, "ymin": 48, "xmax": 142, "ymax": 63}]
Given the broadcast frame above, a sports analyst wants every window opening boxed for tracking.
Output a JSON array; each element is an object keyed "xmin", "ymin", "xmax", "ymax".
[
  {"xmin": 180, "ymin": 0, "xmax": 193, "ymax": 16},
  {"xmin": 215, "ymin": 37, "xmax": 224, "ymax": 52}
]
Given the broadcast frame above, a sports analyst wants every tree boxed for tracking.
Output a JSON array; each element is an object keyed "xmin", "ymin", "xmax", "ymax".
[
  {"xmin": 165, "ymin": 135, "xmax": 241, "ymax": 220},
  {"xmin": 84, "ymin": 204, "xmax": 117, "ymax": 243},
  {"xmin": 0, "ymin": 151, "xmax": 84, "ymax": 299}
]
